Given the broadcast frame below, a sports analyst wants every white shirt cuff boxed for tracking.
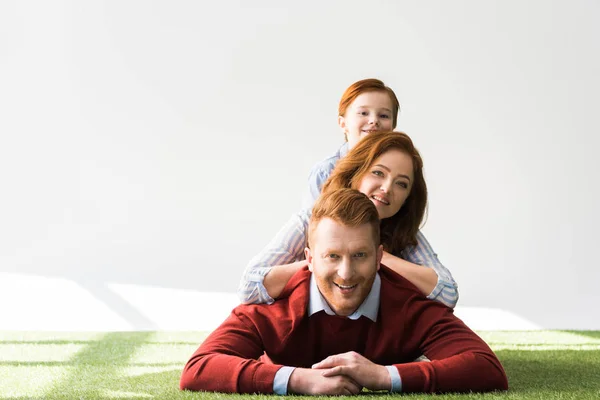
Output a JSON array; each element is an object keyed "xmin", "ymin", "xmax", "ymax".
[
  {"xmin": 386, "ymin": 365, "xmax": 402, "ymax": 392},
  {"xmin": 273, "ymin": 366, "xmax": 295, "ymax": 394}
]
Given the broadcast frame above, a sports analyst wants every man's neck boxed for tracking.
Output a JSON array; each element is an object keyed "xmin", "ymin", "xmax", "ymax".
[{"xmin": 308, "ymin": 273, "xmax": 381, "ymax": 322}]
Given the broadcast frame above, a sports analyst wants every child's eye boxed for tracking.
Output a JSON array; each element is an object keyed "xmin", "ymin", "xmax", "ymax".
[{"xmin": 380, "ymin": 114, "xmax": 390, "ymax": 119}]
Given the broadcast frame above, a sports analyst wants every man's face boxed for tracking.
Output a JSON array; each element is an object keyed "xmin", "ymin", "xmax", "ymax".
[{"xmin": 305, "ymin": 218, "xmax": 383, "ymax": 316}]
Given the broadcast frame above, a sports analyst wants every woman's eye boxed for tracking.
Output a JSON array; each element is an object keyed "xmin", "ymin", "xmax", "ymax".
[
  {"xmin": 372, "ymin": 170, "xmax": 384, "ymax": 177},
  {"xmin": 396, "ymin": 181, "xmax": 408, "ymax": 188}
]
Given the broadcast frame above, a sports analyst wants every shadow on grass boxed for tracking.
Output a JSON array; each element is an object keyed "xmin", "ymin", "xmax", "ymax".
[
  {"xmin": 43, "ymin": 331, "xmax": 155, "ymax": 399},
  {"xmin": 499, "ymin": 349, "xmax": 600, "ymax": 393}
]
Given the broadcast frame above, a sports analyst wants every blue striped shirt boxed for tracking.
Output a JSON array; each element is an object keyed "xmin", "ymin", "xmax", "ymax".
[{"xmin": 238, "ymin": 143, "xmax": 459, "ymax": 308}]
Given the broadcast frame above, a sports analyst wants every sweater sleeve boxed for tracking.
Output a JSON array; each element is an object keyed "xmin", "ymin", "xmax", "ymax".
[
  {"xmin": 180, "ymin": 310, "xmax": 282, "ymax": 393},
  {"xmin": 393, "ymin": 298, "xmax": 508, "ymax": 393}
]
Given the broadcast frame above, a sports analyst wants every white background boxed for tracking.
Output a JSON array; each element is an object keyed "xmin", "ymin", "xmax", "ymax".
[{"xmin": 1, "ymin": 0, "xmax": 599, "ymax": 330}]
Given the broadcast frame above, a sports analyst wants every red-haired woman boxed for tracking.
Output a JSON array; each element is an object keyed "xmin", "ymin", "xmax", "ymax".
[{"xmin": 239, "ymin": 129, "xmax": 458, "ymax": 308}]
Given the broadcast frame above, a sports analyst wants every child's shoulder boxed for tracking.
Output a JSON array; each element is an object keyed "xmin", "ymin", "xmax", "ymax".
[{"xmin": 307, "ymin": 142, "xmax": 348, "ymax": 177}]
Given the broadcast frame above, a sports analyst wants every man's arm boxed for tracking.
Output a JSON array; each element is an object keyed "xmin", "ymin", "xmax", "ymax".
[
  {"xmin": 393, "ymin": 298, "xmax": 508, "ymax": 393},
  {"xmin": 312, "ymin": 351, "xmax": 393, "ymax": 392},
  {"xmin": 180, "ymin": 310, "xmax": 281, "ymax": 394},
  {"xmin": 180, "ymin": 308, "xmax": 365, "ymax": 395},
  {"xmin": 314, "ymin": 298, "xmax": 508, "ymax": 394}
]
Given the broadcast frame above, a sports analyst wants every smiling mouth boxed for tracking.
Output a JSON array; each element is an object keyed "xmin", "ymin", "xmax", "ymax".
[
  {"xmin": 371, "ymin": 195, "xmax": 390, "ymax": 205},
  {"xmin": 334, "ymin": 282, "xmax": 357, "ymax": 290}
]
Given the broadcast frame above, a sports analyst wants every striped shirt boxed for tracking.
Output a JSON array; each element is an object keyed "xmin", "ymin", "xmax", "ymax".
[{"xmin": 238, "ymin": 143, "xmax": 459, "ymax": 308}]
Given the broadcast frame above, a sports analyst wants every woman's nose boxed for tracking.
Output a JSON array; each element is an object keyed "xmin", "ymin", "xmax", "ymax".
[{"xmin": 380, "ymin": 181, "xmax": 391, "ymax": 193}]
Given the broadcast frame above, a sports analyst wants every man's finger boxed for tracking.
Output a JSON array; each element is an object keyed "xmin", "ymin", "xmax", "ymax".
[
  {"xmin": 312, "ymin": 355, "xmax": 339, "ymax": 369},
  {"xmin": 321, "ymin": 366, "xmax": 344, "ymax": 377},
  {"xmin": 346, "ymin": 379, "xmax": 362, "ymax": 394}
]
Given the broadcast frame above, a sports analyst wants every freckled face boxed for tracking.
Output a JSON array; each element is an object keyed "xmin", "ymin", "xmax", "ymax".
[
  {"xmin": 339, "ymin": 91, "xmax": 395, "ymax": 149},
  {"xmin": 355, "ymin": 149, "xmax": 414, "ymax": 220},
  {"xmin": 305, "ymin": 218, "xmax": 383, "ymax": 317}
]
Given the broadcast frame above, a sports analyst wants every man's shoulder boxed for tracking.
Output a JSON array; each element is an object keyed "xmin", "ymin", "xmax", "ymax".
[
  {"xmin": 278, "ymin": 266, "xmax": 311, "ymax": 300},
  {"xmin": 379, "ymin": 265, "xmax": 427, "ymax": 303},
  {"xmin": 378, "ymin": 265, "xmax": 452, "ymax": 319}
]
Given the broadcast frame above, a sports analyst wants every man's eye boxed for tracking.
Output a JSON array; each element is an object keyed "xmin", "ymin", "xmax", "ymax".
[
  {"xmin": 327, "ymin": 254, "xmax": 340, "ymax": 259},
  {"xmin": 354, "ymin": 252, "xmax": 366, "ymax": 258}
]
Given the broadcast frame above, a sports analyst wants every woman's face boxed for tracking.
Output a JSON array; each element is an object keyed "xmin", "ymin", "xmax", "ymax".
[
  {"xmin": 355, "ymin": 149, "xmax": 414, "ymax": 220},
  {"xmin": 339, "ymin": 91, "xmax": 394, "ymax": 149}
]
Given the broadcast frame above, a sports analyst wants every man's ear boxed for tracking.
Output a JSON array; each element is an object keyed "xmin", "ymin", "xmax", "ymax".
[
  {"xmin": 376, "ymin": 245, "xmax": 383, "ymax": 271},
  {"xmin": 304, "ymin": 247, "xmax": 313, "ymax": 272}
]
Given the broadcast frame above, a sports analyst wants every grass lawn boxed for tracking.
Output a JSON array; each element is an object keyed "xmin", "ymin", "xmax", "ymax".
[{"xmin": 0, "ymin": 330, "xmax": 599, "ymax": 399}]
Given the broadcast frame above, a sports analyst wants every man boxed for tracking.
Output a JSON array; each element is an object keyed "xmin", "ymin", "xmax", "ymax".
[{"xmin": 181, "ymin": 189, "xmax": 508, "ymax": 395}]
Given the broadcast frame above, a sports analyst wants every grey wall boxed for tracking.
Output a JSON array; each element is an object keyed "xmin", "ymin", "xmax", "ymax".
[{"xmin": 1, "ymin": 0, "xmax": 599, "ymax": 329}]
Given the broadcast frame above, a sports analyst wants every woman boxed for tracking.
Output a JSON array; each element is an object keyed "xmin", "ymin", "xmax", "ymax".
[{"xmin": 239, "ymin": 131, "xmax": 458, "ymax": 307}]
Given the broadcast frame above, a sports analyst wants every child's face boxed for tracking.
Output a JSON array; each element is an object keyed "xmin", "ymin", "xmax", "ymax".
[{"xmin": 338, "ymin": 91, "xmax": 394, "ymax": 149}]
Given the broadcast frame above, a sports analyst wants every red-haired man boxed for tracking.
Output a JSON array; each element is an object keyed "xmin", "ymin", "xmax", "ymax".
[{"xmin": 181, "ymin": 189, "xmax": 508, "ymax": 395}]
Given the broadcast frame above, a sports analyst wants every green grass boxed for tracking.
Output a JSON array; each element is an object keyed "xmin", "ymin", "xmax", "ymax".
[{"xmin": 1, "ymin": 331, "xmax": 599, "ymax": 399}]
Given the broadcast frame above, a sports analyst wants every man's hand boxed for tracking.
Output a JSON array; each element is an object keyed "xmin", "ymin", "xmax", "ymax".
[
  {"xmin": 312, "ymin": 351, "xmax": 391, "ymax": 392},
  {"xmin": 287, "ymin": 367, "xmax": 362, "ymax": 395}
]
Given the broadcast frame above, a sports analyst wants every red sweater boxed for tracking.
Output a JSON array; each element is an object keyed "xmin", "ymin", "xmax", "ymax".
[{"xmin": 181, "ymin": 266, "xmax": 508, "ymax": 394}]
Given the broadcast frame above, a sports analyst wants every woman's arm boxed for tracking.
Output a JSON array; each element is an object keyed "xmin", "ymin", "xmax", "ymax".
[
  {"xmin": 262, "ymin": 260, "xmax": 308, "ymax": 300},
  {"xmin": 237, "ymin": 211, "xmax": 311, "ymax": 304},
  {"xmin": 381, "ymin": 251, "xmax": 439, "ymax": 297},
  {"xmin": 388, "ymin": 231, "xmax": 459, "ymax": 308}
]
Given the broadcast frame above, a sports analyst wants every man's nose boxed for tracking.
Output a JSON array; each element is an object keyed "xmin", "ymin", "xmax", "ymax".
[{"xmin": 337, "ymin": 258, "xmax": 355, "ymax": 281}]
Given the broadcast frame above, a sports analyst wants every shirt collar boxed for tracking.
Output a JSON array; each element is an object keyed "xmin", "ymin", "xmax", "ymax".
[
  {"xmin": 338, "ymin": 142, "xmax": 350, "ymax": 158},
  {"xmin": 308, "ymin": 272, "xmax": 380, "ymax": 322}
]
